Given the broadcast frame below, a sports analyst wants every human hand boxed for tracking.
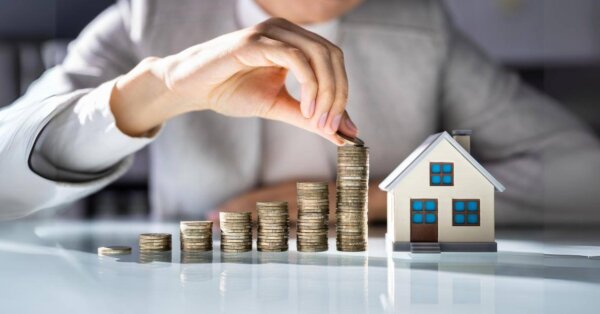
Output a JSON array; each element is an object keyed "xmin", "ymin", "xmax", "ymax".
[{"xmin": 112, "ymin": 18, "xmax": 357, "ymax": 143}]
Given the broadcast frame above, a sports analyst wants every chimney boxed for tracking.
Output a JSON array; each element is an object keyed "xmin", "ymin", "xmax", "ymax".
[{"xmin": 452, "ymin": 130, "xmax": 472, "ymax": 153}]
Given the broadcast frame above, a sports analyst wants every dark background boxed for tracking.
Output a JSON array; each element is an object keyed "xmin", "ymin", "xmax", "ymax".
[{"xmin": 1, "ymin": 0, "xmax": 599, "ymax": 219}]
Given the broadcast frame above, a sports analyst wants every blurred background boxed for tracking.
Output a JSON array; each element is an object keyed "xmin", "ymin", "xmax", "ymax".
[{"xmin": 1, "ymin": 0, "xmax": 599, "ymax": 220}]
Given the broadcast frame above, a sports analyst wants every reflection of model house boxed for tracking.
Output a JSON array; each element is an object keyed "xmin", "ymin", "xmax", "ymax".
[
  {"xmin": 386, "ymin": 256, "xmax": 497, "ymax": 312},
  {"xmin": 379, "ymin": 130, "xmax": 505, "ymax": 253}
]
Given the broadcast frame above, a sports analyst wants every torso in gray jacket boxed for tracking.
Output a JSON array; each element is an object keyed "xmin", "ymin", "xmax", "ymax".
[{"xmin": 1, "ymin": 0, "xmax": 599, "ymax": 225}]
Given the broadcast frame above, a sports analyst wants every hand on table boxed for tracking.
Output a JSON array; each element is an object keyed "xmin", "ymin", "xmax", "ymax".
[
  {"xmin": 209, "ymin": 180, "xmax": 388, "ymax": 224},
  {"xmin": 111, "ymin": 18, "xmax": 358, "ymax": 144},
  {"xmin": 210, "ymin": 181, "xmax": 309, "ymax": 224}
]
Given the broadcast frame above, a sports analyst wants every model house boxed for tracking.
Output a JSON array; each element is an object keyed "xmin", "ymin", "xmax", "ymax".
[{"xmin": 379, "ymin": 130, "xmax": 505, "ymax": 253}]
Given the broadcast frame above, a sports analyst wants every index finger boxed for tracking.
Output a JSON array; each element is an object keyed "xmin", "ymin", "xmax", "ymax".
[{"xmin": 263, "ymin": 89, "xmax": 345, "ymax": 146}]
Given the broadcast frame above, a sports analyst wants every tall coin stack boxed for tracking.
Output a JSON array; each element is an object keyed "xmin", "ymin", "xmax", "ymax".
[
  {"xmin": 257, "ymin": 201, "xmax": 289, "ymax": 252},
  {"xmin": 296, "ymin": 182, "xmax": 330, "ymax": 252},
  {"xmin": 336, "ymin": 145, "xmax": 369, "ymax": 252},
  {"xmin": 180, "ymin": 221, "xmax": 213, "ymax": 252},
  {"xmin": 139, "ymin": 233, "xmax": 172, "ymax": 252},
  {"xmin": 219, "ymin": 212, "xmax": 252, "ymax": 253}
]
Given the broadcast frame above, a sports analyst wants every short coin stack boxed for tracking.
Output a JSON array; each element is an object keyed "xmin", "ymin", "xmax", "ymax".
[
  {"xmin": 257, "ymin": 201, "xmax": 289, "ymax": 252},
  {"xmin": 296, "ymin": 182, "xmax": 330, "ymax": 252},
  {"xmin": 336, "ymin": 145, "xmax": 369, "ymax": 252},
  {"xmin": 219, "ymin": 212, "xmax": 252, "ymax": 253},
  {"xmin": 180, "ymin": 221, "xmax": 213, "ymax": 252},
  {"xmin": 139, "ymin": 233, "xmax": 172, "ymax": 252},
  {"xmin": 97, "ymin": 246, "xmax": 131, "ymax": 256}
]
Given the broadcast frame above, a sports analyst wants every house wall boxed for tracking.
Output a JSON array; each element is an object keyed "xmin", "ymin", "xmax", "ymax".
[{"xmin": 391, "ymin": 140, "xmax": 495, "ymax": 243}]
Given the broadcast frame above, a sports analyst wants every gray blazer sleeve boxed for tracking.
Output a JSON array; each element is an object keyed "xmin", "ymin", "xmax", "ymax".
[
  {"xmin": 0, "ymin": 0, "xmax": 151, "ymax": 219},
  {"xmin": 439, "ymin": 19, "xmax": 600, "ymax": 225}
]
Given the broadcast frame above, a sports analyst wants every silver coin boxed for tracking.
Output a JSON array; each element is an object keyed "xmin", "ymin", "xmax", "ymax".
[{"xmin": 98, "ymin": 246, "xmax": 132, "ymax": 256}]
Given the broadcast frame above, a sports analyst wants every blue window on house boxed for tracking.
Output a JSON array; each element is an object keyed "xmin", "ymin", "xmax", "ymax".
[
  {"xmin": 467, "ymin": 214, "xmax": 479, "ymax": 224},
  {"xmin": 425, "ymin": 213, "xmax": 436, "ymax": 224},
  {"xmin": 453, "ymin": 199, "xmax": 480, "ymax": 226},
  {"xmin": 430, "ymin": 162, "xmax": 454, "ymax": 186},
  {"xmin": 411, "ymin": 199, "xmax": 437, "ymax": 225},
  {"xmin": 412, "ymin": 201, "xmax": 423, "ymax": 210},
  {"xmin": 442, "ymin": 175, "xmax": 453, "ymax": 185},
  {"xmin": 425, "ymin": 200, "xmax": 436, "ymax": 211},
  {"xmin": 412, "ymin": 213, "xmax": 423, "ymax": 224},
  {"xmin": 468, "ymin": 201, "xmax": 479, "ymax": 211},
  {"xmin": 442, "ymin": 164, "xmax": 453, "ymax": 173}
]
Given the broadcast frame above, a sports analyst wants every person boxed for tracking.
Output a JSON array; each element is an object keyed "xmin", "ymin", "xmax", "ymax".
[{"xmin": 1, "ymin": 0, "xmax": 599, "ymax": 225}]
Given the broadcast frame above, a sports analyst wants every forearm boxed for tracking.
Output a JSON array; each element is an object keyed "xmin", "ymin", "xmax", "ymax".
[
  {"xmin": 33, "ymin": 57, "xmax": 198, "ymax": 179},
  {"xmin": 110, "ymin": 57, "xmax": 195, "ymax": 137},
  {"xmin": 31, "ymin": 78, "xmax": 156, "ymax": 179}
]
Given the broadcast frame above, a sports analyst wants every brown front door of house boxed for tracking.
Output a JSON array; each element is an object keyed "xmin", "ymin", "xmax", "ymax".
[{"xmin": 410, "ymin": 199, "xmax": 438, "ymax": 242}]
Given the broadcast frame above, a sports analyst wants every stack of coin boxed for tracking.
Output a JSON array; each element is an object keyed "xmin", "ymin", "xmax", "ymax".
[
  {"xmin": 180, "ymin": 221, "xmax": 213, "ymax": 252},
  {"xmin": 257, "ymin": 201, "xmax": 289, "ymax": 252},
  {"xmin": 296, "ymin": 182, "xmax": 330, "ymax": 252},
  {"xmin": 336, "ymin": 145, "xmax": 369, "ymax": 252},
  {"xmin": 219, "ymin": 212, "xmax": 252, "ymax": 253},
  {"xmin": 139, "ymin": 233, "xmax": 172, "ymax": 252}
]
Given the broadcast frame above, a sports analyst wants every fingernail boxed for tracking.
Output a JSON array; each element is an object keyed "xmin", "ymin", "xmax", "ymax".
[
  {"xmin": 345, "ymin": 117, "xmax": 358, "ymax": 133},
  {"xmin": 318, "ymin": 112, "xmax": 328, "ymax": 129},
  {"xmin": 308, "ymin": 100, "xmax": 316, "ymax": 117},
  {"xmin": 330, "ymin": 114, "xmax": 342, "ymax": 134}
]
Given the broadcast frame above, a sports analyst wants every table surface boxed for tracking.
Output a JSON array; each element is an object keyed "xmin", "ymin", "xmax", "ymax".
[{"xmin": 1, "ymin": 220, "xmax": 599, "ymax": 314}]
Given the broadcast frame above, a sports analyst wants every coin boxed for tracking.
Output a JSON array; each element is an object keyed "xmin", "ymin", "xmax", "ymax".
[
  {"xmin": 180, "ymin": 221, "xmax": 214, "ymax": 252},
  {"xmin": 296, "ymin": 182, "xmax": 330, "ymax": 252},
  {"xmin": 336, "ymin": 145, "xmax": 369, "ymax": 252},
  {"xmin": 97, "ymin": 246, "xmax": 132, "ymax": 256},
  {"xmin": 256, "ymin": 201, "xmax": 289, "ymax": 252},
  {"xmin": 219, "ymin": 211, "xmax": 252, "ymax": 252},
  {"xmin": 139, "ymin": 233, "xmax": 171, "ymax": 239},
  {"xmin": 336, "ymin": 131, "xmax": 365, "ymax": 146},
  {"xmin": 138, "ymin": 233, "xmax": 172, "ymax": 251}
]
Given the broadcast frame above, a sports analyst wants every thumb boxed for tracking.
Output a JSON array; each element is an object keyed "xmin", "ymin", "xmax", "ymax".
[{"xmin": 264, "ymin": 88, "xmax": 344, "ymax": 145}]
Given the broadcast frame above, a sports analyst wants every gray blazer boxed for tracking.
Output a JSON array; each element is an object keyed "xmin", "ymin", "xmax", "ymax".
[{"xmin": 1, "ymin": 0, "xmax": 599, "ymax": 225}]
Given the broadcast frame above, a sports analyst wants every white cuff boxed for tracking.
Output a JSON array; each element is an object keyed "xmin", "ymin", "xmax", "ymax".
[{"xmin": 32, "ymin": 78, "xmax": 160, "ymax": 181}]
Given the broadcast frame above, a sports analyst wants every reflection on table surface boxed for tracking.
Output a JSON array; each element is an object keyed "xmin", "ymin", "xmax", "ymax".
[{"xmin": 0, "ymin": 220, "xmax": 599, "ymax": 314}]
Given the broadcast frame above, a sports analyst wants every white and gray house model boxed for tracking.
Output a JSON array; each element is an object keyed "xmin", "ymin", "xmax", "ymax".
[{"xmin": 379, "ymin": 130, "xmax": 505, "ymax": 253}]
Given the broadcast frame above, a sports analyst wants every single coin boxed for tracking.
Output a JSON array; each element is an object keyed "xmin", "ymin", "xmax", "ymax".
[
  {"xmin": 98, "ymin": 246, "xmax": 132, "ymax": 256},
  {"xmin": 336, "ymin": 132, "xmax": 365, "ymax": 146}
]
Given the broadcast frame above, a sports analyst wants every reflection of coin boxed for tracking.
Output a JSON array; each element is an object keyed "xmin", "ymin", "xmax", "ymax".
[{"xmin": 258, "ymin": 248, "xmax": 288, "ymax": 252}]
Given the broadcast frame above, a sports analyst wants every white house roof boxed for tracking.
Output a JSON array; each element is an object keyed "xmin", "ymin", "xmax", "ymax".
[{"xmin": 378, "ymin": 131, "xmax": 506, "ymax": 192}]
